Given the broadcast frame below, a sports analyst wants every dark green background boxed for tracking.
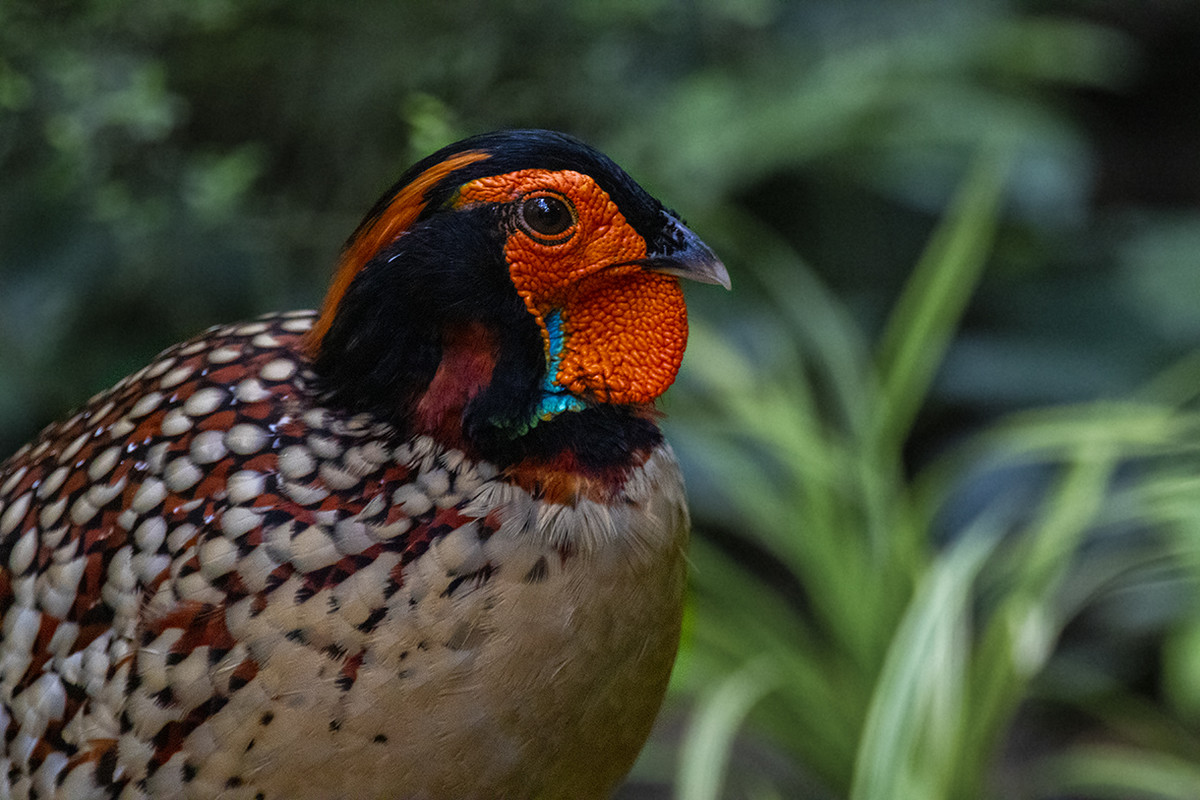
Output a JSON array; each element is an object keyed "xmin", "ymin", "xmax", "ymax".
[
  {"xmin": 5, "ymin": 1, "xmax": 1200, "ymax": 797},
  {"xmin": 10, "ymin": 0, "xmax": 1200, "ymax": 458}
]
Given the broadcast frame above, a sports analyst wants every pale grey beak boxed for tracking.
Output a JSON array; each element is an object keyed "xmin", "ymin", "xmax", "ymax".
[{"xmin": 639, "ymin": 218, "xmax": 731, "ymax": 290}]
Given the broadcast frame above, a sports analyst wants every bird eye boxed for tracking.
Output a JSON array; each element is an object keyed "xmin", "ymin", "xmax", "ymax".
[{"xmin": 517, "ymin": 194, "xmax": 576, "ymax": 242}]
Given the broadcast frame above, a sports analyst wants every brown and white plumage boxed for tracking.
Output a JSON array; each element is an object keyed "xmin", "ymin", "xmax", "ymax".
[{"xmin": 0, "ymin": 130, "xmax": 726, "ymax": 799}]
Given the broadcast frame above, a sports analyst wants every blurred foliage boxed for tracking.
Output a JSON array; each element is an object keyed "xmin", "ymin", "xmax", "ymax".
[{"xmin": 5, "ymin": 0, "xmax": 1200, "ymax": 798}]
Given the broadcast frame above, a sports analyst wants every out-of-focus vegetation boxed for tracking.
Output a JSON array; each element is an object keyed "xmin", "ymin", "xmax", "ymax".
[{"xmin": 5, "ymin": 1, "xmax": 1200, "ymax": 797}]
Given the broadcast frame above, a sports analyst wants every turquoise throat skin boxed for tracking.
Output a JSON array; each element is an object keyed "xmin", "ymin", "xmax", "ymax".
[{"xmin": 507, "ymin": 310, "xmax": 587, "ymax": 436}]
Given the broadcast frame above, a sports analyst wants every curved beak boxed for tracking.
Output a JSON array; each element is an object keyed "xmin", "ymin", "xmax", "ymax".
[{"xmin": 639, "ymin": 218, "xmax": 731, "ymax": 290}]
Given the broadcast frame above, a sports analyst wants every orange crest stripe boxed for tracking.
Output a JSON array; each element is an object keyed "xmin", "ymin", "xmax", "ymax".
[{"xmin": 306, "ymin": 150, "xmax": 492, "ymax": 354}]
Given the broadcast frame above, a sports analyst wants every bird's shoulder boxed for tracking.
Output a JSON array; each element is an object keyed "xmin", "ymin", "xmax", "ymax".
[
  {"xmin": 0, "ymin": 309, "xmax": 688, "ymax": 794},
  {"xmin": 0, "ymin": 309, "xmax": 517, "ymax": 614}
]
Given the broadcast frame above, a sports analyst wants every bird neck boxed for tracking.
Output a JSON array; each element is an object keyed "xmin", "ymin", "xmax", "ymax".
[
  {"xmin": 312, "ymin": 303, "xmax": 663, "ymax": 474},
  {"xmin": 308, "ymin": 209, "xmax": 664, "ymax": 474},
  {"xmin": 411, "ymin": 318, "xmax": 666, "ymax": 474}
]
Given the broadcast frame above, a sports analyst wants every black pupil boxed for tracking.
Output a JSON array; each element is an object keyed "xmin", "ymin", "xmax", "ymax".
[{"xmin": 522, "ymin": 196, "xmax": 572, "ymax": 237}]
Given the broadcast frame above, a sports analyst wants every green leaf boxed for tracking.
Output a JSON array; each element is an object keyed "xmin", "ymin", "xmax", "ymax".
[
  {"xmin": 874, "ymin": 148, "xmax": 1010, "ymax": 455},
  {"xmin": 676, "ymin": 656, "xmax": 783, "ymax": 800}
]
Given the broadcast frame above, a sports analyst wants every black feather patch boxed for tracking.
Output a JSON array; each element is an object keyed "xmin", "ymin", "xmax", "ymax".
[{"xmin": 313, "ymin": 205, "xmax": 535, "ymax": 429}]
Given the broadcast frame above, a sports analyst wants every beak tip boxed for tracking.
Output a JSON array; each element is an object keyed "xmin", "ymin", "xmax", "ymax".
[
  {"xmin": 712, "ymin": 261, "xmax": 732, "ymax": 291},
  {"xmin": 680, "ymin": 244, "xmax": 731, "ymax": 291}
]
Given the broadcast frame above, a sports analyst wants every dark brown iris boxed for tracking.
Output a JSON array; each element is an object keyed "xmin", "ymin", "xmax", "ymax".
[{"xmin": 518, "ymin": 194, "xmax": 575, "ymax": 241}]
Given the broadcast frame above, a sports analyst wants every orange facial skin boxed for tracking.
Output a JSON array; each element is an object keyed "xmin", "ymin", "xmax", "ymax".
[{"xmin": 455, "ymin": 169, "xmax": 688, "ymax": 405}]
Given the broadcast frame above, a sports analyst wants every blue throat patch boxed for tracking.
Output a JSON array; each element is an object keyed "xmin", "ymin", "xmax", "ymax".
[
  {"xmin": 519, "ymin": 310, "xmax": 587, "ymax": 433},
  {"xmin": 490, "ymin": 310, "xmax": 588, "ymax": 437}
]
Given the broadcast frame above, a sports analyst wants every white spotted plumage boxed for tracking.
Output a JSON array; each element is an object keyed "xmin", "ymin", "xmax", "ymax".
[{"xmin": 0, "ymin": 311, "xmax": 688, "ymax": 799}]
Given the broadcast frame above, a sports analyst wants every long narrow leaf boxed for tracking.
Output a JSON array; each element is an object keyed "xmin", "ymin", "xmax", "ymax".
[
  {"xmin": 874, "ymin": 148, "xmax": 1010, "ymax": 456},
  {"xmin": 850, "ymin": 532, "xmax": 997, "ymax": 800},
  {"xmin": 676, "ymin": 657, "xmax": 783, "ymax": 800}
]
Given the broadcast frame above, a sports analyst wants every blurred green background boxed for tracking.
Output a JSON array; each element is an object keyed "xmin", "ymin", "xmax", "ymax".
[{"xmin": 6, "ymin": 1, "xmax": 1200, "ymax": 798}]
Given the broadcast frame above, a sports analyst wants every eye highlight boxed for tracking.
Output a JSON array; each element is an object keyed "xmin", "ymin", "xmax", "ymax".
[{"xmin": 516, "ymin": 193, "xmax": 576, "ymax": 243}]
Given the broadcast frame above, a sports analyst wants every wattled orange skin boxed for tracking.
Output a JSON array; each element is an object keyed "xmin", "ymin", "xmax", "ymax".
[
  {"xmin": 556, "ymin": 268, "xmax": 686, "ymax": 403},
  {"xmin": 455, "ymin": 169, "xmax": 689, "ymax": 405}
]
